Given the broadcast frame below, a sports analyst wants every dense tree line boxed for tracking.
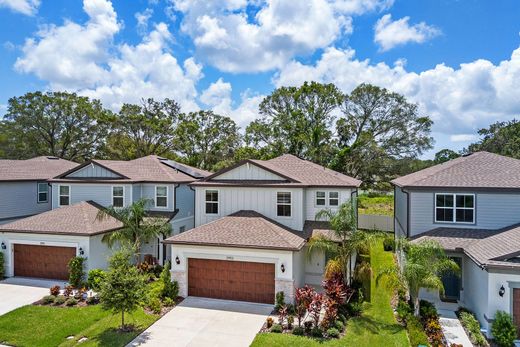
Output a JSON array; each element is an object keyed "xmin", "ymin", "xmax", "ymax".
[{"xmin": 0, "ymin": 81, "xmax": 467, "ymax": 189}]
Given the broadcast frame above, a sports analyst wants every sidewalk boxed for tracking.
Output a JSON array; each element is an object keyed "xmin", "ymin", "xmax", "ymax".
[{"xmin": 438, "ymin": 309, "xmax": 473, "ymax": 347}]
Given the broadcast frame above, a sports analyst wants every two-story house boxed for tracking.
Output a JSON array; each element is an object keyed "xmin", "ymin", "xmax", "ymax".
[
  {"xmin": 0, "ymin": 155, "xmax": 210, "ymax": 280},
  {"xmin": 165, "ymin": 154, "xmax": 361, "ymax": 304},
  {"xmin": 0, "ymin": 156, "xmax": 76, "ymax": 224},
  {"xmin": 392, "ymin": 151, "xmax": 520, "ymax": 335}
]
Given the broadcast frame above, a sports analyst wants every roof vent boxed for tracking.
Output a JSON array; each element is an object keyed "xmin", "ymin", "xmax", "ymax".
[
  {"xmin": 462, "ymin": 152, "xmax": 473, "ymax": 157},
  {"xmin": 46, "ymin": 156, "xmax": 59, "ymax": 160}
]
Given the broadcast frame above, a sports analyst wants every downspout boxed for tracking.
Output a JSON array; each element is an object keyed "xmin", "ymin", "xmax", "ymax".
[
  {"xmin": 350, "ymin": 188, "xmax": 358, "ymax": 283},
  {"xmin": 403, "ymin": 188, "xmax": 411, "ymax": 239}
]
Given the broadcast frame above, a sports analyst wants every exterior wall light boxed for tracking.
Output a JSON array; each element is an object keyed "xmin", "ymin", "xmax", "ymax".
[
  {"xmin": 175, "ymin": 256, "xmax": 180, "ymax": 265},
  {"xmin": 79, "ymin": 247, "xmax": 84, "ymax": 256},
  {"xmin": 499, "ymin": 285, "xmax": 505, "ymax": 297},
  {"xmin": 1, "ymin": 242, "xmax": 5, "ymax": 250},
  {"xmin": 281, "ymin": 264, "xmax": 285, "ymax": 273}
]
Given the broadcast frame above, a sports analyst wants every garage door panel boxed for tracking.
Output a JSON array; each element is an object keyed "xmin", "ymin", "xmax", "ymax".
[
  {"xmin": 14, "ymin": 244, "xmax": 76, "ymax": 280},
  {"xmin": 188, "ymin": 258, "xmax": 275, "ymax": 304}
]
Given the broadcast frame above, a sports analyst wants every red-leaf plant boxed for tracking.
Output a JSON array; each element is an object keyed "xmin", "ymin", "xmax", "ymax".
[
  {"xmin": 295, "ymin": 285, "xmax": 316, "ymax": 327},
  {"xmin": 309, "ymin": 292, "xmax": 324, "ymax": 328},
  {"xmin": 278, "ymin": 305, "xmax": 288, "ymax": 326},
  {"xmin": 321, "ymin": 297, "xmax": 339, "ymax": 329}
]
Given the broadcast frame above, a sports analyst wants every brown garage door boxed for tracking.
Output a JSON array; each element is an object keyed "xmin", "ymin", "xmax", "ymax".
[
  {"xmin": 513, "ymin": 288, "xmax": 520, "ymax": 336},
  {"xmin": 14, "ymin": 244, "xmax": 76, "ymax": 280},
  {"xmin": 188, "ymin": 258, "xmax": 275, "ymax": 304}
]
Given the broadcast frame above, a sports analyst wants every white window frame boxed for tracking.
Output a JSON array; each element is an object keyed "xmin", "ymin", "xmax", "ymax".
[
  {"xmin": 276, "ymin": 191, "xmax": 292, "ymax": 218},
  {"xmin": 315, "ymin": 191, "xmax": 326, "ymax": 207},
  {"xmin": 155, "ymin": 185, "xmax": 168, "ymax": 208},
  {"xmin": 111, "ymin": 186, "xmax": 125, "ymax": 208},
  {"xmin": 328, "ymin": 191, "xmax": 339, "ymax": 206},
  {"xmin": 58, "ymin": 185, "xmax": 70, "ymax": 207},
  {"xmin": 204, "ymin": 189, "xmax": 219, "ymax": 215},
  {"xmin": 37, "ymin": 182, "xmax": 49, "ymax": 203},
  {"xmin": 434, "ymin": 193, "xmax": 475, "ymax": 224}
]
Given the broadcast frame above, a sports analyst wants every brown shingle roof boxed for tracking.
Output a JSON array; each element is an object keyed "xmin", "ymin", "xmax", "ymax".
[
  {"xmin": 392, "ymin": 151, "xmax": 520, "ymax": 189},
  {"xmin": 410, "ymin": 223, "xmax": 520, "ymax": 269},
  {"xmin": 194, "ymin": 154, "xmax": 361, "ymax": 188},
  {"xmin": 0, "ymin": 201, "xmax": 123, "ymax": 236},
  {"xmin": 164, "ymin": 210, "xmax": 307, "ymax": 251},
  {"xmin": 303, "ymin": 220, "xmax": 341, "ymax": 242},
  {"xmin": 0, "ymin": 156, "xmax": 77, "ymax": 181},
  {"xmin": 52, "ymin": 155, "xmax": 211, "ymax": 183}
]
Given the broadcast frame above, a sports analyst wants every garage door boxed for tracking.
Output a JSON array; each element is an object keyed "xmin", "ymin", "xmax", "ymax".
[
  {"xmin": 513, "ymin": 288, "xmax": 520, "ymax": 336},
  {"xmin": 14, "ymin": 244, "xmax": 76, "ymax": 280},
  {"xmin": 188, "ymin": 258, "xmax": 275, "ymax": 304}
]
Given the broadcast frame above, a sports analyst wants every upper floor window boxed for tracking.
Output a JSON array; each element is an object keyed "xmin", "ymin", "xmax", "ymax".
[
  {"xmin": 59, "ymin": 185, "xmax": 70, "ymax": 206},
  {"xmin": 205, "ymin": 190, "xmax": 219, "ymax": 214},
  {"xmin": 277, "ymin": 192, "xmax": 292, "ymax": 217},
  {"xmin": 316, "ymin": 191, "xmax": 326, "ymax": 206},
  {"xmin": 328, "ymin": 192, "xmax": 339, "ymax": 206},
  {"xmin": 435, "ymin": 193, "xmax": 475, "ymax": 224},
  {"xmin": 112, "ymin": 186, "xmax": 124, "ymax": 207},
  {"xmin": 155, "ymin": 186, "xmax": 168, "ymax": 208},
  {"xmin": 37, "ymin": 183, "xmax": 48, "ymax": 203},
  {"xmin": 179, "ymin": 226, "xmax": 186, "ymax": 233}
]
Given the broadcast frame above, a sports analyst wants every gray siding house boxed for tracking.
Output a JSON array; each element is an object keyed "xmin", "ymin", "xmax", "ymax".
[
  {"xmin": 0, "ymin": 157, "xmax": 77, "ymax": 224},
  {"xmin": 393, "ymin": 151, "xmax": 520, "ymax": 336}
]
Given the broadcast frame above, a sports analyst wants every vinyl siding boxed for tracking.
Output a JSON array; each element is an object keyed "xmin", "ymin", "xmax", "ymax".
[
  {"xmin": 305, "ymin": 188, "xmax": 352, "ymax": 221},
  {"xmin": 51, "ymin": 183, "xmax": 132, "ymax": 208},
  {"xmin": 66, "ymin": 164, "xmax": 120, "ymax": 178},
  {"xmin": 216, "ymin": 163, "xmax": 285, "ymax": 180},
  {"xmin": 394, "ymin": 187, "xmax": 408, "ymax": 238},
  {"xmin": 410, "ymin": 191, "xmax": 520, "ymax": 236},
  {"xmin": 139, "ymin": 184, "xmax": 175, "ymax": 211},
  {"xmin": 0, "ymin": 182, "xmax": 52, "ymax": 221},
  {"xmin": 194, "ymin": 186, "xmax": 305, "ymax": 230}
]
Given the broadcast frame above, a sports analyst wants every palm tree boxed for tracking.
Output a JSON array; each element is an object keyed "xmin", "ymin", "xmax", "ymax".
[
  {"xmin": 308, "ymin": 200, "xmax": 383, "ymax": 281},
  {"xmin": 97, "ymin": 198, "xmax": 171, "ymax": 263},
  {"xmin": 377, "ymin": 239, "xmax": 460, "ymax": 316}
]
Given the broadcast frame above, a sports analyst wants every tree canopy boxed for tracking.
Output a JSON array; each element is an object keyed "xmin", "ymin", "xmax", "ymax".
[{"xmin": 466, "ymin": 119, "xmax": 520, "ymax": 158}]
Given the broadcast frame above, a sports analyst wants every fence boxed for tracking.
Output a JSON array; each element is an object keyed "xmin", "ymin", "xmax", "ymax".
[{"xmin": 358, "ymin": 214, "xmax": 393, "ymax": 232}]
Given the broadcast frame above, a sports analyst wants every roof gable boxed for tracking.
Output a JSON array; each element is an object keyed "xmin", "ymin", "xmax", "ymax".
[
  {"xmin": 208, "ymin": 161, "xmax": 289, "ymax": 181},
  {"xmin": 63, "ymin": 162, "xmax": 124, "ymax": 179}
]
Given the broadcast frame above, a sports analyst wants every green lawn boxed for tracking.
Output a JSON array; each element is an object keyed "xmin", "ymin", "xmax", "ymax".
[
  {"xmin": 251, "ymin": 240, "xmax": 410, "ymax": 347},
  {"xmin": 358, "ymin": 194, "xmax": 394, "ymax": 216},
  {"xmin": 0, "ymin": 305, "xmax": 158, "ymax": 347}
]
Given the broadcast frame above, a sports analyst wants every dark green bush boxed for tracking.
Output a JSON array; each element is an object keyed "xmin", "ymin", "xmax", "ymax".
[
  {"xmin": 271, "ymin": 324, "xmax": 283, "ymax": 333},
  {"xmin": 65, "ymin": 297, "xmax": 78, "ymax": 306},
  {"xmin": 87, "ymin": 269, "xmax": 106, "ymax": 291},
  {"xmin": 459, "ymin": 311, "xmax": 489, "ymax": 347},
  {"xmin": 396, "ymin": 299, "xmax": 412, "ymax": 319},
  {"xmin": 326, "ymin": 327, "xmax": 340, "ymax": 338},
  {"xmin": 346, "ymin": 302, "xmax": 362, "ymax": 317},
  {"xmin": 419, "ymin": 300, "xmax": 438, "ymax": 320},
  {"xmin": 491, "ymin": 311, "xmax": 516, "ymax": 347},
  {"xmin": 275, "ymin": 291, "xmax": 285, "ymax": 311},
  {"xmin": 54, "ymin": 295, "xmax": 66, "ymax": 305},
  {"xmin": 160, "ymin": 261, "xmax": 178, "ymax": 300},
  {"xmin": 42, "ymin": 295, "xmax": 56, "ymax": 304},
  {"xmin": 68, "ymin": 256, "xmax": 86, "ymax": 288},
  {"xmin": 335, "ymin": 320, "xmax": 345, "ymax": 332},
  {"xmin": 311, "ymin": 326, "xmax": 323, "ymax": 338},
  {"xmin": 304, "ymin": 321, "xmax": 313, "ymax": 334},
  {"xmin": 86, "ymin": 296, "xmax": 98, "ymax": 305},
  {"xmin": 383, "ymin": 237, "xmax": 395, "ymax": 251},
  {"xmin": 292, "ymin": 326, "xmax": 304, "ymax": 336},
  {"xmin": 338, "ymin": 313, "xmax": 347, "ymax": 324},
  {"xmin": 406, "ymin": 314, "xmax": 429, "ymax": 347}
]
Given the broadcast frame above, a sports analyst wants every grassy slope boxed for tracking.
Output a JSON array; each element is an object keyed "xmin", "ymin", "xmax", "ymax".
[
  {"xmin": 358, "ymin": 194, "xmax": 394, "ymax": 216},
  {"xmin": 251, "ymin": 240, "xmax": 410, "ymax": 347},
  {"xmin": 0, "ymin": 305, "xmax": 158, "ymax": 347}
]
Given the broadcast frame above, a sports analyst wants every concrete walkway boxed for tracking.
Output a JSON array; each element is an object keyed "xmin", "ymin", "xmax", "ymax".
[
  {"xmin": 128, "ymin": 297, "xmax": 272, "ymax": 347},
  {"xmin": 0, "ymin": 277, "xmax": 65, "ymax": 316},
  {"xmin": 438, "ymin": 309, "xmax": 473, "ymax": 347}
]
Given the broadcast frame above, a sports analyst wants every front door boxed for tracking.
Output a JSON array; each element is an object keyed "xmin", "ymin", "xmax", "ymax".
[{"xmin": 441, "ymin": 257, "xmax": 461, "ymax": 302}]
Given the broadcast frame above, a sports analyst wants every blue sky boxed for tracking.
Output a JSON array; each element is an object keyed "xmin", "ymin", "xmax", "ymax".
[{"xmin": 1, "ymin": 0, "xmax": 520, "ymax": 158}]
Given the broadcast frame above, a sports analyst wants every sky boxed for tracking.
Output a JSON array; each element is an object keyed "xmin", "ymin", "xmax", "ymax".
[{"xmin": 1, "ymin": 0, "xmax": 520, "ymax": 158}]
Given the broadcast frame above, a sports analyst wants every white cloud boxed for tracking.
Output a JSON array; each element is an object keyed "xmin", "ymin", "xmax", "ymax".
[
  {"xmin": 200, "ymin": 77, "xmax": 233, "ymax": 115},
  {"xmin": 374, "ymin": 14, "xmax": 440, "ymax": 51},
  {"xmin": 450, "ymin": 134, "xmax": 479, "ymax": 142},
  {"xmin": 169, "ymin": 0, "xmax": 392, "ymax": 72},
  {"xmin": 274, "ymin": 46, "xmax": 520, "ymax": 147},
  {"xmin": 14, "ymin": 0, "xmax": 202, "ymax": 111},
  {"xmin": 135, "ymin": 8, "xmax": 153, "ymax": 34},
  {"xmin": 0, "ymin": 0, "xmax": 40, "ymax": 15}
]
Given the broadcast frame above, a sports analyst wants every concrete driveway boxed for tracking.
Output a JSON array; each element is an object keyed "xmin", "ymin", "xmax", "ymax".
[
  {"xmin": 0, "ymin": 277, "xmax": 65, "ymax": 316},
  {"xmin": 128, "ymin": 297, "xmax": 272, "ymax": 347}
]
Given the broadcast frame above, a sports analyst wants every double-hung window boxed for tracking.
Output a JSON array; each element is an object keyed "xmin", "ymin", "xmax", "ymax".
[
  {"xmin": 112, "ymin": 186, "xmax": 124, "ymax": 207},
  {"xmin": 316, "ymin": 191, "xmax": 326, "ymax": 206},
  {"xmin": 205, "ymin": 190, "xmax": 219, "ymax": 214},
  {"xmin": 37, "ymin": 183, "xmax": 48, "ymax": 203},
  {"xmin": 155, "ymin": 186, "xmax": 168, "ymax": 208},
  {"xmin": 435, "ymin": 193, "xmax": 475, "ymax": 223},
  {"xmin": 59, "ymin": 185, "xmax": 70, "ymax": 206},
  {"xmin": 315, "ymin": 191, "xmax": 339, "ymax": 207},
  {"xmin": 277, "ymin": 192, "xmax": 292, "ymax": 217},
  {"xmin": 328, "ymin": 192, "xmax": 339, "ymax": 206}
]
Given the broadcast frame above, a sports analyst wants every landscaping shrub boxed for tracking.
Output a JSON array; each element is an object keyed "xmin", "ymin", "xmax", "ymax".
[
  {"xmin": 285, "ymin": 303, "xmax": 296, "ymax": 315},
  {"xmin": 54, "ymin": 295, "xmax": 66, "ymax": 305},
  {"xmin": 64, "ymin": 285, "xmax": 73, "ymax": 297},
  {"xmin": 396, "ymin": 299, "xmax": 412, "ymax": 319},
  {"xmin": 0, "ymin": 252, "xmax": 4, "ymax": 278},
  {"xmin": 65, "ymin": 297, "xmax": 78, "ymax": 306},
  {"xmin": 309, "ymin": 293, "xmax": 324, "ymax": 327},
  {"xmin": 345, "ymin": 301, "xmax": 362, "ymax": 317},
  {"xmin": 406, "ymin": 314, "xmax": 429, "ymax": 347},
  {"xmin": 287, "ymin": 315, "xmax": 294, "ymax": 329},
  {"xmin": 42, "ymin": 295, "xmax": 56, "ymax": 305},
  {"xmin": 68, "ymin": 256, "xmax": 86, "ymax": 288},
  {"xmin": 160, "ymin": 261, "xmax": 178, "ymax": 300},
  {"xmin": 49, "ymin": 285, "xmax": 60, "ymax": 296},
  {"xmin": 491, "ymin": 311, "xmax": 516, "ymax": 347},
  {"xmin": 266, "ymin": 317, "xmax": 274, "ymax": 328},
  {"xmin": 270, "ymin": 324, "xmax": 283, "ymax": 333},
  {"xmin": 383, "ymin": 237, "xmax": 395, "ymax": 251},
  {"xmin": 335, "ymin": 320, "xmax": 345, "ymax": 332},
  {"xmin": 86, "ymin": 296, "xmax": 99, "ymax": 305},
  {"xmin": 295, "ymin": 285, "xmax": 315, "ymax": 326},
  {"xmin": 278, "ymin": 305, "xmax": 288, "ymax": 325},
  {"xmin": 304, "ymin": 321, "xmax": 313, "ymax": 334},
  {"xmin": 163, "ymin": 297, "xmax": 174, "ymax": 307},
  {"xmin": 424, "ymin": 317, "xmax": 444, "ymax": 346},
  {"xmin": 275, "ymin": 291, "xmax": 285, "ymax": 312},
  {"xmin": 459, "ymin": 311, "xmax": 489, "ymax": 347},
  {"xmin": 311, "ymin": 326, "xmax": 323, "ymax": 338},
  {"xmin": 338, "ymin": 313, "xmax": 347, "ymax": 324},
  {"xmin": 148, "ymin": 297, "xmax": 162, "ymax": 314},
  {"xmin": 419, "ymin": 300, "xmax": 438, "ymax": 320},
  {"xmin": 87, "ymin": 269, "xmax": 106, "ymax": 291},
  {"xmin": 292, "ymin": 326, "xmax": 304, "ymax": 336},
  {"xmin": 326, "ymin": 327, "xmax": 340, "ymax": 338}
]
